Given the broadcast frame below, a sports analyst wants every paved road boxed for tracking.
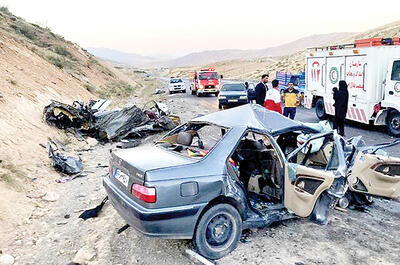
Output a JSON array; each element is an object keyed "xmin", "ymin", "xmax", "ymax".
[{"xmin": 162, "ymin": 77, "xmax": 400, "ymax": 157}]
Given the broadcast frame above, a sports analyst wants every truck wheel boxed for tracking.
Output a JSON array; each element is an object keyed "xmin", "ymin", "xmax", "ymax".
[
  {"xmin": 315, "ymin": 98, "xmax": 327, "ymax": 120},
  {"xmin": 193, "ymin": 204, "xmax": 242, "ymax": 260},
  {"xmin": 387, "ymin": 110, "xmax": 400, "ymax": 136}
]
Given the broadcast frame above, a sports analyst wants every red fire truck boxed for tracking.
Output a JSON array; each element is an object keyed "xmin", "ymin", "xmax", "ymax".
[{"xmin": 190, "ymin": 67, "xmax": 223, "ymax": 97}]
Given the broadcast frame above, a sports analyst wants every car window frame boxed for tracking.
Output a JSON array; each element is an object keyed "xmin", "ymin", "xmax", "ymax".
[
  {"xmin": 156, "ymin": 122, "xmax": 232, "ymax": 161},
  {"xmin": 286, "ymin": 131, "xmax": 346, "ymax": 175}
]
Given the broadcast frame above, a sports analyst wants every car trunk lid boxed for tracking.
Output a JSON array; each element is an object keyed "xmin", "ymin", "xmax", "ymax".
[{"xmin": 109, "ymin": 145, "xmax": 196, "ymax": 196}]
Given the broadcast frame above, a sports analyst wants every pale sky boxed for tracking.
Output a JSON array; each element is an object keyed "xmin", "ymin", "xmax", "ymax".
[{"xmin": 1, "ymin": 0, "xmax": 399, "ymax": 56}]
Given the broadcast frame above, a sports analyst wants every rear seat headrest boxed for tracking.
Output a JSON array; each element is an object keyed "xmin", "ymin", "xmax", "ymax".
[{"xmin": 176, "ymin": 131, "xmax": 193, "ymax": 146}]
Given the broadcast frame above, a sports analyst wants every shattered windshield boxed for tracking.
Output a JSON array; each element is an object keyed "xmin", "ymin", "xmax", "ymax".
[
  {"xmin": 199, "ymin": 72, "xmax": 219, "ymax": 80},
  {"xmin": 156, "ymin": 123, "xmax": 227, "ymax": 159}
]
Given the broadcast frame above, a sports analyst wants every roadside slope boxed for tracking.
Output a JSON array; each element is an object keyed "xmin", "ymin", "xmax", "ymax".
[{"xmin": 0, "ymin": 7, "xmax": 137, "ymax": 247}]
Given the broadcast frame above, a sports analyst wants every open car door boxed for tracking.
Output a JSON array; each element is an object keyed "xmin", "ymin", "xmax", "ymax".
[
  {"xmin": 284, "ymin": 132, "xmax": 347, "ymax": 223},
  {"xmin": 349, "ymin": 152, "xmax": 400, "ymax": 199}
]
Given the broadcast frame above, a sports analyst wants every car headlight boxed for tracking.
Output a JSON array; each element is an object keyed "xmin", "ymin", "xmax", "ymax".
[
  {"xmin": 239, "ymin": 96, "xmax": 247, "ymax": 99},
  {"xmin": 199, "ymin": 85, "xmax": 204, "ymax": 89},
  {"xmin": 216, "ymin": 84, "xmax": 220, "ymax": 89}
]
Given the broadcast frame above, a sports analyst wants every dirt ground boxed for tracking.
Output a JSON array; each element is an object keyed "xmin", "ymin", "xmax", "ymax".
[{"xmin": 2, "ymin": 79, "xmax": 400, "ymax": 265}]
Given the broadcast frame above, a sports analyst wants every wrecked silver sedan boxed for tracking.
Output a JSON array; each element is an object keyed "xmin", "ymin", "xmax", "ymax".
[{"xmin": 103, "ymin": 104, "xmax": 397, "ymax": 260}]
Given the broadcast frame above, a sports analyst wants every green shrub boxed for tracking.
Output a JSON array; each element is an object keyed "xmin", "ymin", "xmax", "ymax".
[
  {"xmin": 47, "ymin": 55, "xmax": 75, "ymax": 69},
  {"xmin": 54, "ymin": 46, "xmax": 71, "ymax": 57},
  {"xmin": 0, "ymin": 6, "xmax": 12, "ymax": 15},
  {"xmin": 84, "ymin": 83, "xmax": 96, "ymax": 93},
  {"xmin": 7, "ymin": 78, "xmax": 17, "ymax": 85},
  {"xmin": 98, "ymin": 81, "xmax": 135, "ymax": 99}
]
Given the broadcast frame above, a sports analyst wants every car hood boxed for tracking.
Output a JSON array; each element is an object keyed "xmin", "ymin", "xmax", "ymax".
[
  {"xmin": 113, "ymin": 145, "xmax": 196, "ymax": 173},
  {"xmin": 220, "ymin": 91, "xmax": 247, "ymax": 96}
]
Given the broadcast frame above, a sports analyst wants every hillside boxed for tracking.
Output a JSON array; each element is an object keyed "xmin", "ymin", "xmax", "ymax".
[
  {"xmin": 158, "ymin": 32, "xmax": 355, "ymax": 68},
  {"xmin": 0, "ymin": 6, "xmax": 140, "ymax": 247},
  {"xmin": 166, "ymin": 20, "xmax": 400, "ymax": 80}
]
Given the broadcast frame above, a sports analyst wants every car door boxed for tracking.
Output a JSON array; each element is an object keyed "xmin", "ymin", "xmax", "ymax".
[
  {"xmin": 284, "ymin": 132, "xmax": 347, "ymax": 218},
  {"xmin": 349, "ymin": 152, "xmax": 400, "ymax": 199}
]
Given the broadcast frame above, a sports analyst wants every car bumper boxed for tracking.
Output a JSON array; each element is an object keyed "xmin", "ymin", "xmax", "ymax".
[
  {"xmin": 198, "ymin": 89, "xmax": 218, "ymax": 93},
  {"xmin": 169, "ymin": 87, "xmax": 185, "ymax": 92},
  {"xmin": 103, "ymin": 176, "xmax": 205, "ymax": 239},
  {"xmin": 219, "ymin": 99, "xmax": 248, "ymax": 106}
]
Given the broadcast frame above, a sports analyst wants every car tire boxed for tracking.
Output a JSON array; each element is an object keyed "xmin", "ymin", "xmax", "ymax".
[
  {"xmin": 196, "ymin": 91, "xmax": 202, "ymax": 97},
  {"xmin": 193, "ymin": 203, "xmax": 242, "ymax": 260},
  {"xmin": 183, "ymin": 89, "xmax": 186, "ymax": 93},
  {"xmin": 387, "ymin": 110, "xmax": 400, "ymax": 137},
  {"xmin": 218, "ymin": 103, "xmax": 222, "ymax": 109},
  {"xmin": 315, "ymin": 98, "xmax": 327, "ymax": 120}
]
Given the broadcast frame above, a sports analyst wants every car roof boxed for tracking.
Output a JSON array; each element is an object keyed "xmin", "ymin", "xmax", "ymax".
[{"xmin": 191, "ymin": 104, "xmax": 317, "ymax": 135}]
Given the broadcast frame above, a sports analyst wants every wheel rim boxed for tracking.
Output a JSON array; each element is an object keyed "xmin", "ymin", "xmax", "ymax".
[
  {"xmin": 390, "ymin": 116, "xmax": 400, "ymax": 130},
  {"xmin": 205, "ymin": 213, "xmax": 235, "ymax": 248}
]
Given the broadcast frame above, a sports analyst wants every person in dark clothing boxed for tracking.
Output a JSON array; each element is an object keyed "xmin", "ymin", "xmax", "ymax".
[
  {"xmin": 333, "ymin": 80, "xmax": 349, "ymax": 136},
  {"xmin": 255, "ymin": 74, "xmax": 269, "ymax": 106}
]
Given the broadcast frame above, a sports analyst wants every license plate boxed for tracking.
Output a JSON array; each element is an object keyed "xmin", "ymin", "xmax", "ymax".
[
  {"xmin": 114, "ymin": 169, "xmax": 129, "ymax": 187},
  {"xmin": 228, "ymin": 99, "xmax": 238, "ymax": 102}
]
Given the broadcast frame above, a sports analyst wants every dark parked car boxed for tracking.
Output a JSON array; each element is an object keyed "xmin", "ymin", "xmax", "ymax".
[
  {"xmin": 218, "ymin": 83, "xmax": 248, "ymax": 109},
  {"xmin": 245, "ymin": 82, "xmax": 256, "ymax": 102}
]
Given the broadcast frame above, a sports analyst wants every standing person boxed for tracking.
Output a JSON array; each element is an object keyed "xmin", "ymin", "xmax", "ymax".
[
  {"xmin": 333, "ymin": 80, "xmax": 349, "ymax": 136},
  {"xmin": 255, "ymin": 74, "xmax": 269, "ymax": 106},
  {"xmin": 264, "ymin": 79, "xmax": 282, "ymax": 114},
  {"xmin": 281, "ymin": 82, "xmax": 301, "ymax": 119}
]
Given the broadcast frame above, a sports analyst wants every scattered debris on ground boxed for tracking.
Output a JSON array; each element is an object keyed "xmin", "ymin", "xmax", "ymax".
[
  {"xmin": 184, "ymin": 249, "xmax": 215, "ymax": 265},
  {"xmin": 79, "ymin": 197, "xmax": 108, "ymax": 220},
  {"xmin": 44, "ymin": 99, "xmax": 179, "ymax": 142},
  {"xmin": 47, "ymin": 141, "xmax": 83, "ymax": 175}
]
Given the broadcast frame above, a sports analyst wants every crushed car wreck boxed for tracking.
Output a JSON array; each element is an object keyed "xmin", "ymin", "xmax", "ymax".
[
  {"xmin": 104, "ymin": 104, "xmax": 357, "ymax": 260},
  {"xmin": 43, "ymin": 100, "xmax": 178, "ymax": 142}
]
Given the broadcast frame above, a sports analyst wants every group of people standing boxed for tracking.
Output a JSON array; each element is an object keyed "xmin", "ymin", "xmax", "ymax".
[
  {"xmin": 254, "ymin": 74, "xmax": 301, "ymax": 119},
  {"xmin": 254, "ymin": 74, "xmax": 349, "ymax": 136}
]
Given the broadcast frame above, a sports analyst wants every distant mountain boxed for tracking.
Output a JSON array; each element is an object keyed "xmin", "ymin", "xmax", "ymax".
[
  {"xmin": 86, "ymin": 47, "xmax": 161, "ymax": 66},
  {"xmin": 156, "ymin": 32, "xmax": 355, "ymax": 67},
  {"xmin": 88, "ymin": 32, "xmax": 355, "ymax": 68}
]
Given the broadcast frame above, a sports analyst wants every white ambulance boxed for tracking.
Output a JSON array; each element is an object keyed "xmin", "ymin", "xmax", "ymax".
[{"xmin": 304, "ymin": 37, "xmax": 400, "ymax": 136}]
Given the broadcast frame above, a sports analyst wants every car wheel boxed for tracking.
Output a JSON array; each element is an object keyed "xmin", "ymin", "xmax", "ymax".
[
  {"xmin": 183, "ymin": 89, "xmax": 186, "ymax": 93},
  {"xmin": 387, "ymin": 110, "xmax": 400, "ymax": 136},
  {"xmin": 196, "ymin": 91, "xmax": 202, "ymax": 97},
  {"xmin": 193, "ymin": 204, "xmax": 242, "ymax": 260},
  {"xmin": 315, "ymin": 98, "xmax": 327, "ymax": 120},
  {"xmin": 218, "ymin": 103, "xmax": 222, "ymax": 109},
  {"xmin": 214, "ymin": 92, "xmax": 219, "ymax": 97}
]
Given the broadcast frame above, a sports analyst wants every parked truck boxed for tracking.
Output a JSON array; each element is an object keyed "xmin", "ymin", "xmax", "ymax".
[
  {"xmin": 304, "ymin": 37, "xmax": 400, "ymax": 136},
  {"xmin": 276, "ymin": 71, "xmax": 306, "ymax": 93},
  {"xmin": 190, "ymin": 67, "xmax": 222, "ymax": 97}
]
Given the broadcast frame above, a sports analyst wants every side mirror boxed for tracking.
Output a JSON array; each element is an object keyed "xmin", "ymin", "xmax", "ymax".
[{"xmin": 220, "ymin": 75, "xmax": 223, "ymax": 79}]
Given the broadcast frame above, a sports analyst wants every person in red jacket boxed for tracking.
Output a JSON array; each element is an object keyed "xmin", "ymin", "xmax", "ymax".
[{"xmin": 264, "ymin": 79, "xmax": 282, "ymax": 114}]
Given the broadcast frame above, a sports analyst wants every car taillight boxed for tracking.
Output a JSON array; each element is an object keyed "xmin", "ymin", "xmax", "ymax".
[{"xmin": 131, "ymin": 184, "xmax": 156, "ymax": 203}]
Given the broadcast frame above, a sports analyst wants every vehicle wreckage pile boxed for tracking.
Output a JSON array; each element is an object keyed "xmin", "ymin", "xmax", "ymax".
[
  {"xmin": 43, "ymin": 99, "xmax": 179, "ymax": 175},
  {"xmin": 43, "ymin": 99, "xmax": 178, "ymax": 142}
]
